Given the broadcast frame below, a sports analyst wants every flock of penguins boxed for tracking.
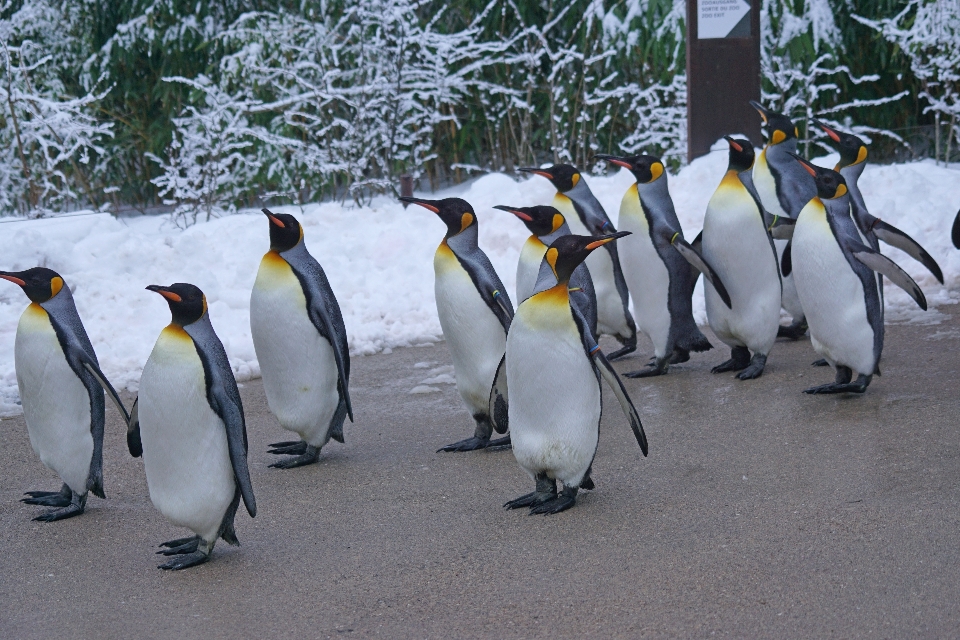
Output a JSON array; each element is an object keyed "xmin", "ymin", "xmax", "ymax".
[{"xmin": 1, "ymin": 102, "xmax": 955, "ymax": 571}]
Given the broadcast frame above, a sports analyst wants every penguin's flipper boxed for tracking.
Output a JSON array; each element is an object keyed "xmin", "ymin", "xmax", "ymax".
[
  {"xmin": 952, "ymin": 209, "xmax": 960, "ymax": 250},
  {"xmin": 781, "ymin": 240, "xmax": 793, "ymax": 277},
  {"xmin": 81, "ymin": 361, "xmax": 131, "ymax": 424},
  {"xmin": 850, "ymin": 243, "xmax": 927, "ymax": 310},
  {"xmin": 670, "ymin": 234, "xmax": 732, "ymax": 308},
  {"xmin": 766, "ymin": 213, "xmax": 796, "ymax": 240},
  {"xmin": 871, "ymin": 220, "xmax": 944, "ymax": 284},
  {"xmin": 688, "ymin": 230, "xmax": 703, "ymax": 289},
  {"xmin": 592, "ymin": 350, "xmax": 648, "ymax": 456},
  {"xmin": 126, "ymin": 396, "xmax": 142, "ymax": 458},
  {"xmin": 488, "ymin": 355, "xmax": 509, "ymax": 435},
  {"xmin": 306, "ymin": 298, "xmax": 353, "ymax": 422}
]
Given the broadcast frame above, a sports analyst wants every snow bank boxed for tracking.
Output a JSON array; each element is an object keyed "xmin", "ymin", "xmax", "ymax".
[{"xmin": 1, "ymin": 148, "xmax": 958, "ymax": 416}]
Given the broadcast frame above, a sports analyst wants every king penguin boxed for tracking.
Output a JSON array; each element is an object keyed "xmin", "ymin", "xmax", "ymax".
[
  {"xmin": 787, "ymin": 157, "xmax": 927, "ymax": 394},
  {"xmin": 494, "ymin": 203, "xmax": 598, "ymax": 336},
  {"xmin": 250, "ymin": 209, "xmax": 352, "ymax": 469},
  {"xmin": 400, "ymin": 196, "xmax": 513, "ymax": 451},
  {"xmin": 595, "ymin": 153, "xmax": 732, "ymax": 377},
  {"xmin": 0, "ymin": 268, "xmax": 129, "ymax": 521},
  {"xmin": 519, "ymin": 164, "xmax": 638, "ymax": 359},
  {"xmin": 504, "ymin": 232, "xmax": 647, "ymax": 515},
  {"xmin": 749, "ymin": 101, "xmax": 817, "ymax": 339},
  {"xmin": 814, "ymin": 120, "xmax": 943, "ymax": 284},
  {"xmin": 131, "ymin": 283, "xmax": 256, "ymax": 570},
  {"xmin": 702, "ymin": 137, "xmax": 782, "ymax": 379}
]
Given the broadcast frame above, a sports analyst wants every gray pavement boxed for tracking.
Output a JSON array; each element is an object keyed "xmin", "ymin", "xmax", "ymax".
[{"xmin": 2, "ymin": 308, "xmax": 960, "ymax": 639}]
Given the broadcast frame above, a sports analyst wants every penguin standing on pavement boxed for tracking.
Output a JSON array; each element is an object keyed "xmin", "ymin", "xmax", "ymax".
[
  {"xmin": 701, "ymin": 138, "xmax": 782, "ymax": 379},
  {"xmin": 814, "ymin": 120, "xmax": 943, "ymax": 285},
  {"xmin": 494, "ymin": 203, "xmax": 598, "ymax": 335},
  {"xmin": 787, "ymin": 157, "xmax": 927, "ymax": 394},
  {"xmin": 131, "ymin": 283, "xmax": 256, "ymax": 570},
  {"xmin": 0, "ymin": 268, "xmax": 129, "ymax": 521},
  {"xmin": 400, "ymin": 196, "xmax": 513, "ymax": 451},
  {"xmin": 250, "ymin": 209, "xmax": 352, "ymax": 469},
  {"xmin": 595, "ymin": 154, "xmax": 732, "ymax": 378},
  {"xmin": 519, "ymin": 164, "xmax": 637, "ymax": 359},
  {"xmin": 749, "ymin": 101, "xmax": 817, "ymax": 340},
  {"xmin": 504, "ymin": 232, "xmax": 647, "ymax": 515}
]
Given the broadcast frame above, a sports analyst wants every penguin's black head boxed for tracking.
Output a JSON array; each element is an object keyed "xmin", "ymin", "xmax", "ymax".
[
  {"xmin": 517, "ymin": 164, "xmax": 582, "ymax": 192},
  {"xmin": 750, "ymin": 101, "xmax": 798, "ymax": 146},
  {"xmin": 147, "ymin": 283, "xmax": 207, "ymax": 326},
  {"xmin": 724, "ymin": 136, "xmax": 755, "ymax": 172},
  {"xmin": 0, "ymin": 267, "xmax": 66, "ymax": 303},
  {"xmin": 399, "ymin": 197, "xmax": 477, "ymax": 238},
  {"xmin": 263, "ymin": 208, "xmax": 303, "ymax": 252},
  {"xmin": 594, "ymin": 154, "xmax": 665, "ymax": 184},
  {"xmin": 814, "ymin": 120, "xmax": 868, "ymax": 169},
  {"xmin": 789, "ymin": 153, "xmax": 848, "ymax": 200},
  {"xmin": 545, "ymin": 232, "xmax": 631, "ymax": 284},
  {"xmin": 493, "ymin": 204, "xmax": 565, "ymax": 237}
]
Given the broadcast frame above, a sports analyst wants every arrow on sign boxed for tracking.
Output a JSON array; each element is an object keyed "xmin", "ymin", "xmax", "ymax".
[{"xmin": 698, "ymin": 0, "xmax": 751, "ymax": 39}]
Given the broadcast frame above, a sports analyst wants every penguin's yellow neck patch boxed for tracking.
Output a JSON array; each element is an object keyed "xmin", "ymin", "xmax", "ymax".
[
  {"xmin": 24, "ymin": 302, "xmax": 47, "ymax": 319},
  {"xmin": 161, "ymin": 324, "xmax": 191, "ymax": 341}
]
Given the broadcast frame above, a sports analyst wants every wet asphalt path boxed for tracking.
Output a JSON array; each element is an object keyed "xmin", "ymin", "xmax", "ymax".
[{"xmin": 1, "ymin": 308, "xmax": 959, "ymax": 638}]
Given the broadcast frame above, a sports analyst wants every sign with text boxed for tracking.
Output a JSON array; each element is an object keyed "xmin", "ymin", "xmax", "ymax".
[{"xmin": 698, "ymin": 0, "xmax": 751, "ymax": 39}]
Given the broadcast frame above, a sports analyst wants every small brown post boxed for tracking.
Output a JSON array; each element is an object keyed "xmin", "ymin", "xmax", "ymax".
[
  {"xmin": 399, "ymin": 174, "xmax": 414, "ymax": 207},
  {"xmin": 686, "ymin": 0, "xmax": 762, "ymax": 162}
]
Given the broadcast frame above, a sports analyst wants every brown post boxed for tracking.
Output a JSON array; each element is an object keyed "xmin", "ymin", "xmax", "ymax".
[
  {"xmin": 399, "ymin": 174, "xmax": 414, "ymax": 207},
  {"xmin": 686, "ymin": 0, "xmax": 762, "ymax": 162}
]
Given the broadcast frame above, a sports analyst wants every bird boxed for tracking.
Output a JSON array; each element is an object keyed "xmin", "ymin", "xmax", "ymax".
[
  {"xmin": 749, "ymin": 101, "xmax": 817, "ymax": 340},
  {"xmin": 519, "ymin": 164, "xmax": 638, "ymax": 359},
  {"xmin": 701, "ymin": 137, "xmax": 782, "ymax": 380},
  {"xmin": 813, "ymin": 120, "xmax": 943, "ymax": 284},
  {"xmin": 786, "ymin": 156, "xmax": 927, "ymax": 394},
  {"xmin": 250, "ymin": 209, "xmax": 352, "ymax": 469},
  {"xmin": 494, "ymin": 203, "xmax": 598, "ymax": 336},
  {"xmin": 0, "ymin": 268, "xmax": 130, "ymax": 521},
  {"xmin": 399, "ymin": 196, "xmax": 512, "ymax": 451},
  {"xmin": 595, "ymin": 153, "xmax": 732, "ymax": 378},
  {"xmin": 503, "ymin": 232, "xmax": 647, "ymax": 515},
  {"xmin": 132, "ymin": 283, "xmax": 256, "ymax": 570}
]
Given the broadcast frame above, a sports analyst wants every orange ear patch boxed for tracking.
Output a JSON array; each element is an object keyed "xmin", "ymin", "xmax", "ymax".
[
  {"xmin": 856, "ymin": 146, "xmax": 867, "ymax": 164},
  {"xmin": 649, "ymin": 162, "xmax": 664, "ymax": 182},
  {"xmin": 460, "ymin": 213, "xmax": 473, "ymax": 233},
  {"xmin": 50, "ymin": 277, "xmax": 63, "ymax": 297},
  {"xmin": 551, "ymin": 214, "xmax": 564, "ymax": 232},
  {"xmin": 771, "ymin": 130, "xmax": 787, "ymax": 145}
]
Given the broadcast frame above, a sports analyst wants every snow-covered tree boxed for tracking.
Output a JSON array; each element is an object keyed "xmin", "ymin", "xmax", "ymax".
[{"xmin": 855, "ymin": 0, "xmax": 960, "ymax": 165}]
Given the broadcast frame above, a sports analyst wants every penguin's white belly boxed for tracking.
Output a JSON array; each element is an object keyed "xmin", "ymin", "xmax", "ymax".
[
  {"xmin": 516, "ymin": 237, "xmax": 546, "ymax": 303},
  {"xmin": 507, "ymin": 290, "xmax": 599, "ymax": 487},
  {"xmin": 251, "ymin": 254, "xmax": 339, "ymax": 446},
  {"xmin": 435, "ymin": 246, "xmax": 505, "ymax": 415},
  {"xmin": 793, "ymin": 214, "xmax": 876, "ymax": 375},
  {"xmin": 702, "ymin": 194, "xmax": 781, "ymax": 355},
  {"xmin": 755, "ymin": 154, "xmax": 804, "ymax": 319},
  {"xmin": 617, "ymin": 201, "xmax": 671, "ymax": 356},
  {"xmin": 15, "ymin": 304, "xmax": 93, "ymax": 495},
  {"xmin": 139, "ymin": 327, "xmax": 235, "ymax": 541}
]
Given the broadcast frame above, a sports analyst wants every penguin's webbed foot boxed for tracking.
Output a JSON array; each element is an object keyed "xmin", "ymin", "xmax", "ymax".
[
  {"xmin": 505, "ymin": 474, "xmax": 556, "ymax": 509},
  {"xmin": 158, "ymin": 550, "xmax": 210, "ymax": 571},
  {"xmin": 669, "ymin": 348, "xmax": 690, "ymax": 365},
  {"xmin": 437, "ymin": 436, "xmax": 491, "ymax": 453},
  {"xmin": 269, "ymin": 445, "xmax": 320, "ymax": 469},
  {"xmin": 529, "ymin": 487, "xmax": 578, "ymax": 515},
  {"xmin": 811, "ymin": 358, "xmax": 829, "ymax": 367},
  {"xmin": 267, "ymin": 440, "xmax": 308, "ymax": 455},
  {"xmin": 22, "ymin": 484, "xmax": 72, "ymax": 507},
  {"xmin": 804, "ymin": 374, "xmax": 872, "ymax": 395},
  {"xmin": 484, "ymin": 435, "xmax": 512, "ymax": 451},
  {"xmin": 777, "ymin": 320, "xmax": 808, "ymax": 340},
  {"xmin": 33, "ymin": 503, "xmax": 84, "ymax": 522},
  {"xmin": 711, "ymin": 346, "xmax": 750, "ymax": 374},
  {"xmin": 625, "ymin": 358, "xmax": 669, "ymax": 378},
  {"xmin": 736, "ymin": 353, "xmax": 768, "ymax": 380},
  {"xmin": 606, "ymin": 342, "xmax": 637, "ymax": 361},
  {"xmin": 157, "ymin": 536, "xmax": 201, "ymax": 556}
]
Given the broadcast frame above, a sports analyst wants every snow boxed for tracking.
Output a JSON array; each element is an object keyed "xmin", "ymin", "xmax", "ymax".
[{"xmin": 1, "ymin": 147, "xmax": 959, "ymax": 416}]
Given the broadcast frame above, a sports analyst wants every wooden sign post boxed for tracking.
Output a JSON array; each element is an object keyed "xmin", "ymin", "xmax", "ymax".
[{"xmin": 686, "ymin": 0, "xmax": 762, "ymax": 162}]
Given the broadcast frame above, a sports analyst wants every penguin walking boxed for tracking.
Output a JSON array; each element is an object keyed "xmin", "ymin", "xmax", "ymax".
[
  {"xmin": 504, "ymin": 232, "xmax": 647, "ymax": 515},
  {"xmin": 494, "ymin": 204, "xmax": 598, "ymax": 335},
  {"xmin": 595, "ymin": 154, "xmax": 732, "ymax": 377},
  {"xmin": 749, "ymin": 101, "xmax": 817, "ymax": 339},
  {"xmin": 787, "ymin": 157, "xmax": 927, "ymax": 394},
  {"xmin": 400, "ymin": 197, "xmax": 513, "ymax": 451},
  {"xmin": 519, "ymin": 164, "xmax": 638, "ymax": 359},
  {"xmin": 0, "ymin": 268, "xmax": 130, "ymax": 521},
  {"xmin": 250, "ymin": 209, "xmax": 352, "ymax": 469},
  {"xmin": 131, "ymin": 283, "xmax": 256, "ymax": 570},
  {"xmin": 814, "ymin": 120, "xmax": 943, "ymax": 284},
  {"xmin": 702, "ymin": 138, "xmax": 782, "ymax": 379}
]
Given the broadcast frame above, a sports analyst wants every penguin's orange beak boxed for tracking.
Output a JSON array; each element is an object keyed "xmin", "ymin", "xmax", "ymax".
[
  {"xmin": 788, "ymin": 153, "xmax": 819, "ymax": 177},
  {"xmin": 749, "ymin": 100, "xmax": 769, "ymax": 123},
  {"xmin": 518, "ymin": 167, "xmax": 553, "ymax": 180},
  {"xmin": 398, "ymin": 197, "xmax": 440, "ymax": 213},
  {"xmin": 493, "ymin": 205, "xmax": 532, "ymax": 221},
  {"xmin": 594, "ymin": 154, "xmax": 632, "ymax": 170},
  {"xmin": 146, "ymin": 285, "xmax": 182, "ymax": 303},
  {"xmin": 813, "ymin": 119, "xmax": 841, "ymax": 142},
  {"xmin": 724, "ymin": 136, "xmax": 743, "ymax": 153},
  {"xmin": 262, "ymin": 208, "xmax": 285, "ymax": 227},
  {"xmin": 586, "ymin": 231, "xmax": 631, "ymax": 250},
  {"xmin": 0, "ymin": 273, "xmax": 26, "ymax": 286}
]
